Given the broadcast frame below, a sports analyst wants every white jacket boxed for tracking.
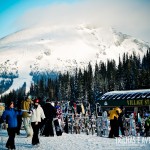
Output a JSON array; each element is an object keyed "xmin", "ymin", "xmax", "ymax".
[{"xmin": 31, "ymin": 105, "xmax": 45, "ymax": 122}]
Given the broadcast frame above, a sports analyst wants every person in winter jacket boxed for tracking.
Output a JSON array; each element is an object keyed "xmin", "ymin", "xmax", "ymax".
[
  {"xmin": 41, "ymin": 99, "xmax": 57, "ymax": 137},
  {"xmin": 108, "ymin": 107, "xmax": 122, "ymax": 138},
  {"xmin": 21, "ymin": 95, "xmax": 33, "ymax": 137},
  {"xmin": 1, "ymin": 101, "xmax": 22, "ymax": 150},
  {"xmin": 30, "ymin": 99, "xmax": 45, "ymax": 146}
]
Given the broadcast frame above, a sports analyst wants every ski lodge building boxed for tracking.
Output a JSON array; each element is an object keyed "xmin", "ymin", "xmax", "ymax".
[{"xmin": 98, "ymin": 89, "xmax": 150, "ymax": 113}]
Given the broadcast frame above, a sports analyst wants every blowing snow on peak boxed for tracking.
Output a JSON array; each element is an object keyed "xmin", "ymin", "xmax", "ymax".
[{"xmin": 0, "ymin": 25, "xmax": 149, "ymax": 95}]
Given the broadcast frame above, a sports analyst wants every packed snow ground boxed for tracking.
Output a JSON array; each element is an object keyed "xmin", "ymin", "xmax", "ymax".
[{"xmin": 0, "ymin": 129, "xmax": 150, "ymax": 150}]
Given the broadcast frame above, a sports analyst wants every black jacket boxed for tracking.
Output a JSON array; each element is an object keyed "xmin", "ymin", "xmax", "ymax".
[{"xmin": 43, "ymin": 103, "xmax": 57, "ymax": 120}]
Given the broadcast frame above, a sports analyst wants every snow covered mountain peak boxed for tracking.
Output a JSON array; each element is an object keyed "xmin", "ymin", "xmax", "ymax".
[{"xmin": 0, "ymin": 24, "xmax": 149, "ymax": 95}]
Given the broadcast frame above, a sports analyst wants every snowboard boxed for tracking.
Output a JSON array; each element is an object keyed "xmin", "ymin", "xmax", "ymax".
[{"xmin": 53, "ymin": 118, "xmax": 62, "ymax": 136}]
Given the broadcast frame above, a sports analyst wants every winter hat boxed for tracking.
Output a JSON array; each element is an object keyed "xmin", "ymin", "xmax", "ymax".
[{"xmin": 34, "ymin": 99, "xmax": 39, "ymax": 103}]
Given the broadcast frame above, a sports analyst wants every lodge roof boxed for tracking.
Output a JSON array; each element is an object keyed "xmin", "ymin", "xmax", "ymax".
[{"xmin": 99, "ymin": 89, "xmax": 150, "ymax": 101}]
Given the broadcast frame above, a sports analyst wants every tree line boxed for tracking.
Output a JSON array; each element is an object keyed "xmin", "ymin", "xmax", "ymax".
[{"xmin": 1, "ymin": 48, "xmax": 150, "ymax": 106}]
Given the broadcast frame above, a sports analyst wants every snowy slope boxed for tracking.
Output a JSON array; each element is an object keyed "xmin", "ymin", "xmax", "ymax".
[
  {"xmin": 0, "ymin": 130, "xmax": 150, "ymax": 150},
  {"xmin": 0, "ymin": 25, "xmax": 149, "ymax": 95}
]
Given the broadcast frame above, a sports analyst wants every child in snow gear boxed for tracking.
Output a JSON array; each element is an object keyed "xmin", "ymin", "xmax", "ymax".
[
  {"xmin": 1, "ymin": 101, "xmax": 22, "ymax": 150},
  {"xmin": 30, "ymin": 99, "xmax": 45, "ymax": 146}
]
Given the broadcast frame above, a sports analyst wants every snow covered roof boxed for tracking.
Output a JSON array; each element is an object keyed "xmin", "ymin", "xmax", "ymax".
[{"xmin": 100, "ymin": 89, "xmax": 150, "ymax": 100}]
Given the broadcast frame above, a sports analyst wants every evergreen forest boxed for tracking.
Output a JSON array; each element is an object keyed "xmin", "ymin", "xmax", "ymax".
[{"xmin": 1, "ymin": 49, "xmax": 150, "ymax": 107}]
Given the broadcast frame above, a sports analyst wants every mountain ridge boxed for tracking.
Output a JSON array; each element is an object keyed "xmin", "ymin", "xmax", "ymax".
[{"xmin": 0, "ymin": 24, "xmax": 149, "ymax": 95}]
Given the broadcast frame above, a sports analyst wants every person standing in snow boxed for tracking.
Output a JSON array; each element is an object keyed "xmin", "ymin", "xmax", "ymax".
[
  {"xmin": 108, "ymin": 107, "xmax": 121, "ymax": 138},
  {"xmin": 0, "ymin": 101, "xmax": 22, "ymax": 150},
  {"xmin": 41, "ymin": 99, "xmax": 56, "ymax": 136},
  {"xmin": 21, "ymin": 95, "xmax": 33, "ymax": 137},
  {"xmin": 30, "ymin": 99, "xmax": 45, "ymax": 146}
]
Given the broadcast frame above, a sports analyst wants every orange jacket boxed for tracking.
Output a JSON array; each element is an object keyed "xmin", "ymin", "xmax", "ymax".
[{"xmin": 109, "ymin": 107, "xmax": 122, "ymax": 120}]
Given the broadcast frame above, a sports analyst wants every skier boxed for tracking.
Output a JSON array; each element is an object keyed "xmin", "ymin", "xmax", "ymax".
[
  {"xmin": 41, "ymin": 99, "xmax": 57, "ymax": 137},
  {"xmin": 21, "ymin": 95, "xmax": 33, "ymax": 137},
  {"xmin": 30, "ymin": 99, "xmax": 45, "ymax": 147},
  {"xmin": 0, "ymin": 101, "xmax": 22, "ymax": 150}
]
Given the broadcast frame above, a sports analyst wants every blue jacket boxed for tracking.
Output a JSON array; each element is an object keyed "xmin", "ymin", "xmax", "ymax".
[{"xmin": 2, "ymin": 108, "xmax": 22, "ymax": 128}]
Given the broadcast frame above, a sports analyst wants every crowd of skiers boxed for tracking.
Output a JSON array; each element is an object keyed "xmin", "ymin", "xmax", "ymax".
[
  {"xmin": 1, "ymin": 96, "xmax": 150, "ymax": 150},
  {"xmin": 0, "ymin": 96, "xmax": 63, "ymax": 150}
]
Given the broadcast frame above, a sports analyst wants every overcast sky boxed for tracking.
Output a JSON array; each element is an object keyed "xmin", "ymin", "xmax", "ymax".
[{"xmin": 0, "ymin": 0, "xmax": 150, "ymax": 43}]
